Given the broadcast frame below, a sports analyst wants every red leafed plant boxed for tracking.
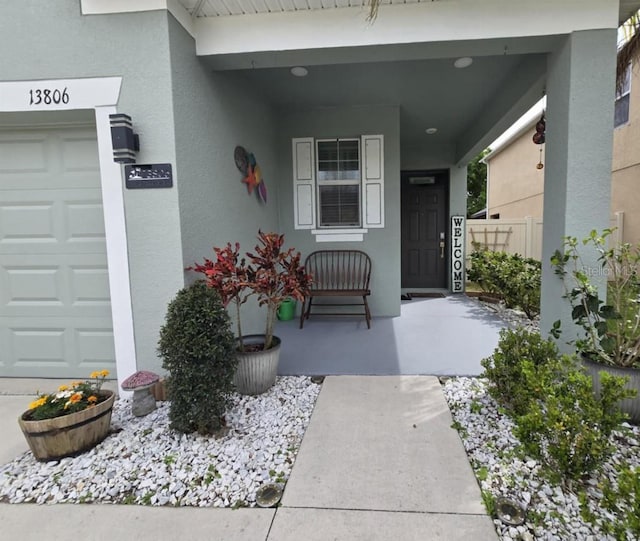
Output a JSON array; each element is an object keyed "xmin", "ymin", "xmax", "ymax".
[{"xmin": 188, "ymin": 231, "xmax": 312, "ymax": 351}]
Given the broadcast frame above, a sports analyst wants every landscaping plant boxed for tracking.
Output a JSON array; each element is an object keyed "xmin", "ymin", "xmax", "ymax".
[
  {"xmin": 482, "ymin": 327, "xmax": 632, "ymax": 484},
  {"xmin": 515, "ymin": 361, "xmax": 631, "ymax": 484},
  {"xmin": 158, "ymin": 282, "xmax": 237, "ymax": 434},
  {"xmin": 481, "ymin": 327, "xmax": 557, "ymax": 415},
  {"xmin": 189, "ymin": 231, "xmax": 312, "ymax": 351},
  {"xmin": 25, "ymin": 370, "xmax": 111, "ymax": 421},
  {"xmin": 467, "ymin": 248, "xmax": 541, "ymax": 319},
  {"xmin": 551, "ymin": 229, "xmax": 640, "ymax": 368}
]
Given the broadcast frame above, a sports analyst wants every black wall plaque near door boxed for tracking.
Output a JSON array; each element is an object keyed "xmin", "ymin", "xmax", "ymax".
[{"xmin": 124, "ymin": 164, "xmax": 172, "ymax": 189}]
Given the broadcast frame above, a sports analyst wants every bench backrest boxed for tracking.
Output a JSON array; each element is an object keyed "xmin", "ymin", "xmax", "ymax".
[{"xmin": 304, "ymin": 250, "xmax": 372, "ymax": 291}]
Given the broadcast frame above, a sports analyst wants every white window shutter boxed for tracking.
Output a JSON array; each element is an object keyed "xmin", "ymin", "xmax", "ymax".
[
  {"xmin": 362, "ymin": 134, "xmax": 384, "ymax": 228},
  {"xmin": 292, "ymin": 137, "xmax": 316, "ymax": 229}
]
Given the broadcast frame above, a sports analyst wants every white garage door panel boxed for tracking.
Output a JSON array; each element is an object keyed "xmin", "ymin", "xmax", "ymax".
[
  {"xmin": 0, "ymin": 136, "xmax": 48, "ymax": 173},
  {"xmin": 0, "ymin": 254, "xmax": 110, "ymax": 317},
  {"xmin": 0, "ymin": 317, "xmax": 115, "ymax": 378},
  {"xmin": 0, "ymin": 189, "xmax": 106, "ymax": 253},
  {"xmin": 0, "ymin": 124, "xmax": 115, "ymax": 378}
]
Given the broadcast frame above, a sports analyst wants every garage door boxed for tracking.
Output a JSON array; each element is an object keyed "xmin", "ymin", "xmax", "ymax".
[{"xmin": 0, "ymin": 123, "xmax": 116, "ymax": 378}]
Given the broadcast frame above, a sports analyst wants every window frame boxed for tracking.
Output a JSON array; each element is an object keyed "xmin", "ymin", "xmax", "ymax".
[
  {"xmin": 614, "ymin": 63, "xmax": 632, "ymax": 128},
  {"xmin": 315, "ymin": 137, "xmax": 363, "ymax": 229}
]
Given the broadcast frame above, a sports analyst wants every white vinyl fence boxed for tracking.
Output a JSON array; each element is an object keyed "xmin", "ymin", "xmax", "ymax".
[{"xmin": 466, "ymin": 212, "xmax": 624, "ymax": 261}]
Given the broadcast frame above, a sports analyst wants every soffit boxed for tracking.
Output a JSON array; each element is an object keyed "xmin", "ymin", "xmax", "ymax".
[
  {"xmin": 177, "ymin": 0, "xmax": 640, "ymax": 24},
  {"xmin": 178, "ymin": 0, "xmax": 424, "ymax": 18}
]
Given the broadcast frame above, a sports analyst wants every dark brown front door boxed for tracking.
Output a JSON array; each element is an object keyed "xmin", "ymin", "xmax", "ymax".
[{"xmin": 401, "ymin": 170, "xmax": 448, "ymax": 289}]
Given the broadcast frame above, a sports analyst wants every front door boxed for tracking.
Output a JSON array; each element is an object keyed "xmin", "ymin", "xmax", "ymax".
[{"xmin": 401, "ymin": 170, "xmax": 448, "ymax": 289}]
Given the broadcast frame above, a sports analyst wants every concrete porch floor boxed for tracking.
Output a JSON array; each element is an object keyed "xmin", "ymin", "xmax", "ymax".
[{"xmin": 276, "ymin": 294, "xmax": 505, "ymax": 376}]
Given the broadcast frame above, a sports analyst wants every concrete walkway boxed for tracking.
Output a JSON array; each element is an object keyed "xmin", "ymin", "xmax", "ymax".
[{"xmin": 0, "ymin": 377, "xmax": 497, "ymax": 540}]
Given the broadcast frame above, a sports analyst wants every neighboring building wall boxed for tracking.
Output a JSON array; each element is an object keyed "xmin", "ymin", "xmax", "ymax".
[
  {"xmin": 278, "ymin": 106, "xmax": 401, "ymax": 317},
  {"xmin": 0, "ymin": 2, "xmax": 185, "ymax": 374},
  {"xmin": 486, "ymin": 128, "xmax": 544, "ymax": 219},
  {"xmin": 487, "ymin": 59, "xmax": 640, "ymax": 246},
  {"xmin": 612, "ymin": 60, "xmax": 640, "ymax": 246},
  {"xmin": 167, "ymin": 16, "xmax": 280, "ymax": 338}
]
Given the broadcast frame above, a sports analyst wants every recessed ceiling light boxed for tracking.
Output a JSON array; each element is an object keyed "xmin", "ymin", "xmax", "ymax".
[
  {"xmin": 290, "ymin": 66, "xmax": 308, "ymax": 77},
  {"xmin": 425, "ymin": 128, "xmax": 438, "ymax": 135},
  {"xmin": 454, "ymin": 57, "xmax": 473, "ymax": 69}
]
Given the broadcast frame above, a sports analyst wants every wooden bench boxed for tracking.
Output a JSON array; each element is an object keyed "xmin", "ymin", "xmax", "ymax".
[{"xmin": 299, "ymin": 250, "xmax": 372, "ymax": 329}]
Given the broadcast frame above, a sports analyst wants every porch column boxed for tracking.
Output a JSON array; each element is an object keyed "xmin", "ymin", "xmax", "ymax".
[{"xmin": 540, "ymin": 29, "xmax": 617, "ymax": 346}]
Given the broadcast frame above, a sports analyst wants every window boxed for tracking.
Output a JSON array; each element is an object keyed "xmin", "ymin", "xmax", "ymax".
[
  {"xmin": 316, "ymin": 139, "xmax": 361, "ymax": 227},
  {"xmin": 615, "ymin": 64, "xmax": 631, "ymax": 128},
  {"xmin": 292, "ymin": 134, "xmax": 384, "ymax": 239}
]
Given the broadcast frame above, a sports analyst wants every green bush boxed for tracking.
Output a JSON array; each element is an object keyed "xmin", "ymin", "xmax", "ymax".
[
  {"xmin": 158, "ymin": 282, "xmax": 238, "ymax": 434},
  {"xmin": 467, "ymin": 249, "xmax": 541, "ymax": 319},
  {"xmin": 481, "ymin": 327, "xmax": 559, "ymax": 415},
  {"xmin": 598, "ymin": 466, "xmax": 640, "ymax": 539},
  {"xmin": 483, "ymin": 327, "xmax": 632, "ymax": 484},
  {"xmin": 515, "ymin": 363, "xmax": 631, "ymax": 483}
]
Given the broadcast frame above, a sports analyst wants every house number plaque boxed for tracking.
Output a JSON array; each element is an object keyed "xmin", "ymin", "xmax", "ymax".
[{"xmin": 124, "ymin": 164, "xmax": 173, "ymax": 189}]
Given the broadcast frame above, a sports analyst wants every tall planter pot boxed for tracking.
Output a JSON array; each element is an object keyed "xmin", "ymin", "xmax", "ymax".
[
  {"xmin": 234, "ymin": 335, "xmax": 281, "ymax": 396},
  {"xmin": 18, "ymin": 391, "xmax": 115, "ymax": 461},
  {"xmin": 582, "ymin": 356, "xmax": 640, "ymax": 424}
]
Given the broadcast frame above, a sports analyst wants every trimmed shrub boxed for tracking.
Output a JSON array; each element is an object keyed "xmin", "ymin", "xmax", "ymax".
[
  {"xmin": 158, "ymin": 282, "xmax": 237, "ymax": 434},
  {"xmin": 467, "ymin": 249, "xmax": 541, "ymax": 318},
  {"xmin": 482, "ymin": 327, "xmax": 633, "ymax": 484},
  {"xmin": 515, "ymin": 361, "xmax": 631, "ymax": 483},
  {"xmin": 481, "ymin": 327, "xmax": 558, "ymax": 415}
]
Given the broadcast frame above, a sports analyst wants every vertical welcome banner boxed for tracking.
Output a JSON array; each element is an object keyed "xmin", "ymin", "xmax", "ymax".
[{"xmin": 451, "ymin": 216, "xmax": 465, "ymax": 293}]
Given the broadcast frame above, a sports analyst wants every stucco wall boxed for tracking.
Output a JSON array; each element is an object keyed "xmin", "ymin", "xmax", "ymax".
[
  {"xmin": 486, "ymin": 128, "xmax": 545, "ymax": 219},
  {"xmin": 0, "ymin": 2, "xmax": 185, "ymax": 374},
  {"xmin": 488, "ymin": 55, "xmax": 640, "ymax": 246},
  {"xmin": 167, "ymin": 16, "xmax": 280, "ymax": 339},
  {"xmin": 612, "ymin": 59, "xmax": 640, "ymax": 246},
  {"xmin": 277, "ymin": 106, "xmax": 401, "ymax": 317}
]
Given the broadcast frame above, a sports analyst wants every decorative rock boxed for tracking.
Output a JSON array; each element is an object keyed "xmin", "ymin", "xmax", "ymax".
[
  {"xmin": 443, "ymin": 375, "xmax": 640, "ymax": 540},
  {"xmin": 0, "ymin": 376, "xmax": 320, "ymax": 508}
]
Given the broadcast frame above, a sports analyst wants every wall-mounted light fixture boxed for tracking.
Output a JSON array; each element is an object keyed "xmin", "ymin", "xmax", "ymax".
[{"xmin": 109, "ymin": 113, "xmax": 140, "ymax": 164}]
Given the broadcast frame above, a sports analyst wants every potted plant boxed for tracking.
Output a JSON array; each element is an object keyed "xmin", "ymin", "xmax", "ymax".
[
  {"xmin": 18, "ymin": 370, "xmax": 114, "ymax": 461},
  {"xmin": 551, "ymin": 229, "xmax": 640, "ymax": 422},
  {"xmin": 189, "ymin": 231, "xmax": 312, "ymax": 395}
]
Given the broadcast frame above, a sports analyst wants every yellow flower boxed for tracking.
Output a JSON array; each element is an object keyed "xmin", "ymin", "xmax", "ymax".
[
  {"xmin": 70, "ymin": 381, "xmax": 83, "ymax": 388},
  {"xmin": 100, "ymin": 370, "xmax": 110, "ymax": 378},
  {"xmin": 58, "ymin": 384, "xmax": 69, "ymax": 392},
  {"xmin": 89, "ymin": 371, "xmax": 99, "ymax": 379},
  {"xmin": 87, "ymin": 395, "xmax": 98, "ymax": 404},
  {"xmin": 28, "ymin": 397, "xmax": 47, "ymax": 410}
]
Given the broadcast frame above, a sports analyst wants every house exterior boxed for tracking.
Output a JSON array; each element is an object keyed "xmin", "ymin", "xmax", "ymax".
[
  {"xmin": 485, "ymin": 57, "xmax": 640, "ymax": 246},
  {"xmin": 1, "ymin": 0, "xmax": 637, "ymax": 386}
]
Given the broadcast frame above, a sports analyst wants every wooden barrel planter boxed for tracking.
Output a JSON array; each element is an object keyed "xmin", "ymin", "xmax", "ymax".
[{"xmin": 18, "ymin": 391, "xmax": 116, "ymax": 462}]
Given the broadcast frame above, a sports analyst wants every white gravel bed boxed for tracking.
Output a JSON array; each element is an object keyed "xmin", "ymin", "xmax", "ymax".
[
  {"xmin": 0, "ymin": 376, "xmax": 321, "ymax": 507},
  {"xmin": 443, "ymin": 377, "xmax": 640, "ymax": 541}
]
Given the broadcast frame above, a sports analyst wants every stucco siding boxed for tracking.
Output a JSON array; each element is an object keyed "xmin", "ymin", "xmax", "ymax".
[
  {"xmin": 612, "ymin": 59, "xmax": 640, "ymax": 245},
  {"xmin": 278, "ymin": 106, "xmax": 401, "ymax": 317},
  {"xmin": 612, "ymin": 61, "xmax": 640, "ymax": 172},
  {"xmin": 487, "ymin": 128, "xmax": 544, "ymax": 219},
  {"xmin": 612, "ymin": 165, "xmax": 640, "ymax": 245},
  {"xmin": 489, "ymin": 55, "xmax": 640, "ymax": 246},
  {"xmin": 0, "ymin": 2, "xmax": 184, "ymax": 374},
  {"xmin": 167, "ymin": 15, "xmax": 280, "ymax": 338}
]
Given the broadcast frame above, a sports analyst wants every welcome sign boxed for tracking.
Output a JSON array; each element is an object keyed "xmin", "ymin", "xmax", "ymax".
[{"xmin": 451, "ymin": 216, "xmax": 465, "ymax": 293}]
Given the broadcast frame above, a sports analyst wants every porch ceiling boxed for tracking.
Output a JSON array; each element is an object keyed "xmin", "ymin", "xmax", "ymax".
[
  {"xmin": 208, "ymin": 40, "xmax": 549, "ymax": 163},
  {"xmin": 176, "ymin": 0, "xmax": 640, "ymax": 163}
]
